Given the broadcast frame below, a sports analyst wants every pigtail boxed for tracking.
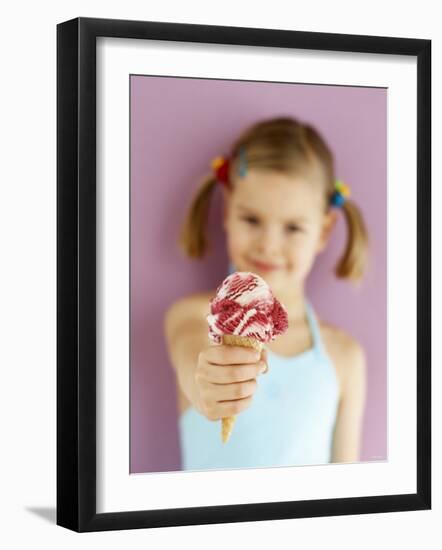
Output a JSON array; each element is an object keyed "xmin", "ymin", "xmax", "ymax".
[
  {"xmin": 335, "ymin": 199, "xmax": 370, "ymax": 285},
  {"xmin": 178, "ymin": 174, "xmax": 218, "ymax": 258}
]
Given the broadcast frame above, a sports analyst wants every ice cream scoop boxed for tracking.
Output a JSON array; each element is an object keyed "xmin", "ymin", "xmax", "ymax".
[
  {"xmin": 206, "ymin": 271, "xmax": 289, "ymax": 442},
  {"xmin": 207, "ymin": 271, "xmax": 288, "ymax": 345}
]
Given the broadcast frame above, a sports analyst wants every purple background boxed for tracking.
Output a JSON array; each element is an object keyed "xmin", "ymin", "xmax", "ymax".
[{"xmin": 130, "ymin": 76, "xmax": 387, "ymax": 473}]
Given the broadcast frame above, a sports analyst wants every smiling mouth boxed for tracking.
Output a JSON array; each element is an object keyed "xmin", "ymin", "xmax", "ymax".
[{"xmin": 249, "ymin": 259, "xmax": 282, "ymax": 271}]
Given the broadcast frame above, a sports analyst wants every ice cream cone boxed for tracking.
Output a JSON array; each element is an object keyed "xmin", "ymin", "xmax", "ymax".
[
  {"xmin": 221, "ymin": 334, "xmax": 263, "ymax": 443},
  {"xmin": 206, "ymin": 271, "xmax": 288, "ymax": 445}
]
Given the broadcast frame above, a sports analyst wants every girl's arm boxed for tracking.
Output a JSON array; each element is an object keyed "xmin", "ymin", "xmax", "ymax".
[
  {"xmin": 163, "ymin": 296, "xmax": 209, "ymax": 410},
  {"xmin": 330, "ymin": 342, "xmax": 367, "ymax": 463}
]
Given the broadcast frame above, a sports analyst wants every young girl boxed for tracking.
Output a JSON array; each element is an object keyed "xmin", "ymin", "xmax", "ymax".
[{"xmin": 164, "ymin": 116, "xmax": 369, "ymax": 471}]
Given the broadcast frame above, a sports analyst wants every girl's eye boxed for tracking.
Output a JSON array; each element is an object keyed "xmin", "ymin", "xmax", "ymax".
[
  {"xmin": 242, "ymin": 216, "xmax": 259, "ymax": 225},
  {"xmin": 286, "ymin": 225, "xmax": 301, "ymax": 233},
  {"xmin": 241, "ymin": 217, "xmax": 302, "ymax": 233}
]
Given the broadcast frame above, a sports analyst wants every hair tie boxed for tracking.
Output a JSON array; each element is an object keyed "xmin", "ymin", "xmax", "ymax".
[
  {"xmin": 237, "ymin": 146, "xmax": 247, "ymax": 177},
  {"xmin": 211, "ymin": 147, "xmax": 247, "ymax": 189},
  {"xmin": 211, "ymin": 156, "xmax": 230, "ymax": 188},
  {"xmin": 330, "ymin": 179, "xmax": 351, "ymax": 208}
]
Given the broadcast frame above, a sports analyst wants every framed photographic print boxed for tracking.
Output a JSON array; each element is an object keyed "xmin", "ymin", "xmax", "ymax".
[{"xmin": 56, "ymin": 17, "xmax": 431, "ymax": 532}]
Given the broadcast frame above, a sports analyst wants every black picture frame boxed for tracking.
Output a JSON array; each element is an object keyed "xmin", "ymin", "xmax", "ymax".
[{"xmin": 56, "ymin": 16, "xmax": 431, "ymax": 532}]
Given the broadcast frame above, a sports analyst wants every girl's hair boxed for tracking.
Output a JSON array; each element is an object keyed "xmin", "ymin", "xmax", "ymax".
[{"xmin": 179, "ymin": 116, "xmax": 369, "ymax": 284}]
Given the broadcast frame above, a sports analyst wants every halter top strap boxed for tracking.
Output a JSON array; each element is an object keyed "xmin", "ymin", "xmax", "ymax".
[{"xmin": 304, "ymin": 299, "xmax": 325, "ymax": 357}]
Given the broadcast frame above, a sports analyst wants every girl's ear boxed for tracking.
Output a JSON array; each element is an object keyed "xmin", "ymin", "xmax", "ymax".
[{"xmin": 316, "ymin": 209, "xmax": 338, "ymax": 253}]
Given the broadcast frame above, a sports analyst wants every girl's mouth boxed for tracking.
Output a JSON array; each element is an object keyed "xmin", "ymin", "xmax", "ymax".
[{"xmin": 249, "ymin": 259, "xmax": 281, "ymax": 272}]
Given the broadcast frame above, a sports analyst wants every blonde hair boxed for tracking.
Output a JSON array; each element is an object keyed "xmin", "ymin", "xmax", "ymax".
[{"xmin": 179, "ymin": 116, "xmax": 370, "ymax": 284}]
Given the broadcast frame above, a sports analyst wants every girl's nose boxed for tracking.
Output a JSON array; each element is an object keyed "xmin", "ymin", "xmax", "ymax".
[{"xmin": 257, "ymin": 227, "xmax": 281, "ymax": 256}]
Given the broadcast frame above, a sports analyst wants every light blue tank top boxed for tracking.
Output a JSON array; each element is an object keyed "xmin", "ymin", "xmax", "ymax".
[{"xmin": 178, "ymin": 297, "xmax": 340, "ymax": 471}]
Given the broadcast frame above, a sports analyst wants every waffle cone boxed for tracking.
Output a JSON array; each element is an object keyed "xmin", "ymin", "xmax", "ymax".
[{"xmin": 221, "ymin": 334, "xmax": 263, "ymax": 443}]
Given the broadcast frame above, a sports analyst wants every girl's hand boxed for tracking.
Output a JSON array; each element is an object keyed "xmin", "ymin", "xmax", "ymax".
[{"xmin": 194, "ymin": 344, "xmax": 268, "ymax": 421}]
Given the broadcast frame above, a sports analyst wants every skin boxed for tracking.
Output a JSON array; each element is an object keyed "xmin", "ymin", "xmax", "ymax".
[{"xmin": 164, "ymin": 169, "xmax": 367, "ymax": 463}]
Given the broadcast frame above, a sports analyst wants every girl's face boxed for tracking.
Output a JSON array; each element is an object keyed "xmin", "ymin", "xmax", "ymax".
[{"xmin": 223, "ymin": 169, "xmax": 337, "ymax": 293}]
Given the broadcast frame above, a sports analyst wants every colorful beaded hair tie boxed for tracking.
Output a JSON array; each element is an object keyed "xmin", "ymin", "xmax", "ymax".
[
  {"xmin": 330, "ymin": 179, "xmax": 351, "ymax": 208},
  {"xmin": 211, "ymin": 156, "xmax": 230, "ymax": 187},
  {"xmin": 237, "ymin": 146, "xmax": 247, "ymax": 177},
  {"xmin": 211, "ymin": 147, "xmax": 247, "ymax": 188}
]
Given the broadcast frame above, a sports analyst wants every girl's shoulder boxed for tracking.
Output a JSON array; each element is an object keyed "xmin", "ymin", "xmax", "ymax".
[
  {"xmin": 317, "ymin": 319, "xmax": 366, "ymax": 394},
  {"xmin": 318, "ymin": 320, "xmax": 365, "ymax": 361}
]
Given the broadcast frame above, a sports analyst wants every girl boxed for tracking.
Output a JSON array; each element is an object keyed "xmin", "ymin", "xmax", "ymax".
[{"xmin": 164, "ymin": 116, "xmax": 369, "ymax": 471}]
